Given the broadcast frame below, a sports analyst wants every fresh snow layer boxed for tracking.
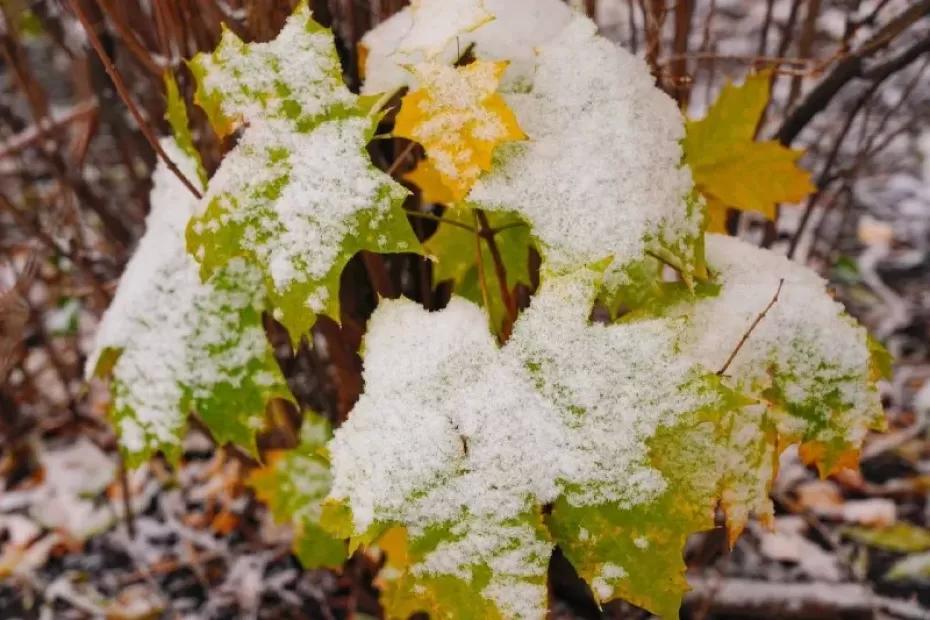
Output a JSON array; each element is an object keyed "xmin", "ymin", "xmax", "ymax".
[
  {"xmin": 88, "ymin": 140, "xmax": 281, "ymax": 458},
  {"xmin": 193, "ymin": 117, "xmax": 408, "ymax": 312},
  {"xmin": 328, "ymin": 237, "xmax": 880, "ymax": 616},
  {"xmin": 196, "ymin": 5, "xmax": 356, "ymax": 127},
  {"xmin": 680, "ymin": 234, "xmax": 881, "ymax": 446},
  {"xmin": 469, "ymin": 15, "xmax": 700, "ymax": 276},
  {"xmin": 360, "ymin": 0, "xmax": 573, "ymax": 94}
]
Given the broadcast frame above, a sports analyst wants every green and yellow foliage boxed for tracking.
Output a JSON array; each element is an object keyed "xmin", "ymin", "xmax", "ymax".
[{"xmin": 90, "ymin": 1, "xmax": 885, "ymax": 618}]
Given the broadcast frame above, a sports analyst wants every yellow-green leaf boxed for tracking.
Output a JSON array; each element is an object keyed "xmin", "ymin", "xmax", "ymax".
[
  {"xmin": 186, "ymin": 3, "xmax": 421, "ymax": 342},
  {"xmin": 424, "ymin": 208, "xmax": 532, "ymax": 335},
  {"xmin": 248, "ymin": 413, "xmax": 347, "ymax": 569},
  {"xmin": 683, "ymin": 70, "xmax": 815, "ymax": 231},
  {"xmin": 163, "ymin": 71, "xmax": 207, "ymax": 187}
]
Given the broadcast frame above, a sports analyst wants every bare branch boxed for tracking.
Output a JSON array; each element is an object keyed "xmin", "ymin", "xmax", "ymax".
[
  {"xmin": 775, "ymin": 0, "xmax": 930, "ymax": 145},
  {"xmin": 68, "ymin": 0, "xmax": 203, "ymax": 200}
]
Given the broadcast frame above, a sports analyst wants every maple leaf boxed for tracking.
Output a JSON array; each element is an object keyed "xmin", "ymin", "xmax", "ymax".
[
  {"xmin": 327, "ymin": 235, "xmax": 883, "ymax": 619},
  {"xmin": 186, "ymin": 3, "xmax": 421, "ymax": 342},
  {"xmin": 423, "ymin": 208, "xmax": 532, "ymax": 336},
  {"xmin": 683, "ymin": 70, "xmax": 815, "ymax": 232},
  {"xmin": 89, "ymin": 141, "xmax": 291, "ymax": 467},
  {"xmin": 248, "ymin": 413, "xmax": 347, "ymax": 568},
  {"xmin": 467, "ymin": 17, "xmax": 705, "ymax": 291},
  {"xmin": 163, "ymin": 71, "xmax": 207, "ymax": 187},
  {"xmin": 395, "ymin": 60, "xmax": 525, "ymax": 202},
  {"xmin": 187, "ymin": 1, "xmax": 360, "ymax": 138}
]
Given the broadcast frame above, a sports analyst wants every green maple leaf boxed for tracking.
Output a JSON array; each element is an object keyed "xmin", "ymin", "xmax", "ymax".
[
  {"xmin": 249, "ymin": 413, "xmax": 347, "ymax": 568},
  {"xmin": 91, "ymin": 143, "xmax": 291, "ymax": 468},
  {"xmin": 424, "ymin": 208, "xmax": 532, "ymax": 335},
  {"xmin": 186, "ymin": 2, "xmax": 421, "ymax": 342}
]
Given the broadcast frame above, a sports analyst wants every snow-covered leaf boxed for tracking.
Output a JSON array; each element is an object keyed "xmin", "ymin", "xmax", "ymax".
[
  {"xmin": 186, "ymin": 3, "xmax": 421, "ymax": 341},
  {"xmin": 328, "ymin": 234, "xmax": 882, "ymax": 618},
  {"xmin": 395, "ymin": 61, "xmax": 525, "ymax": 201},
  {"xmin": 188, "ymin": 1, "xmax": 360, "ymax": 137},
  {"xmin": 468, "ymin": 16, "xmax": 704, "ymax": 289},
  {"xmin": 88, "ymin": 141, "xmax": 291, "ymax": 466},
  {"xmin": 360, "ymin": 0, "xmax": 573, "ymax": 95}
]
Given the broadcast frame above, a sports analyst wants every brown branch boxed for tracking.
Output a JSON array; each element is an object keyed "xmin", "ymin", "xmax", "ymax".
[
  {"xmin": 787, "ymin": 78, "xmax": 879, "ymax": 259},
  {"xmin": 717, "ymin": 279, "xmax": 784, "ymax": 376},
  {"xmin": 472, "ymin": 211, "xmax": 492, "ymax": 322},
  {"xmin": 775, "ymin": 0, "xmax": 930, "ymax": 145},
  {"xmin": 68, "ymin": 0, "xmax": 203, "ymax": 200},
  {"xmin": 670, "ymin": 0, "xmax": 694, "ymax": 106},
  {"xmin": 118, "ymin": 459, "xmax": 136, "ymax": 539},
  {"xmin": 787, "ymin": 38, "xmax": 930, "ymax": 257},
  {"xmin": 659, "ymin": 52, "xmax": 817, "ymax": 69},
  {"xmin": 476, "ymin": 210, "xmax": 516, "ymax": 334},
  {"xmin": 94, "ymin": 0, "xmax": 165, "ymax": 78}
]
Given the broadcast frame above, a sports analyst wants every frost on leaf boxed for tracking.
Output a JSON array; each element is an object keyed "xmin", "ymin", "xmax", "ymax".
[
  {"xmin": 468, "ymin": 16, "xmax": 704, "ymax": 289},
  {"xmin": 683, "ymin": 71, "xmax": 815, "ymax": 232},
  {"xmin": 360, "ymin": 0, "xmax": 573, "ymax": 94},
  {"xmin": 248, "ymin": 413, "xmax": 346, "ymax": 568},
  {"xmin": 394, "ymin": 61, "xmax": 525, "ymax": 202},
  {"xmin": 87, "ymin": 141, "xmax": 291, "ymax": 467},
  {"xmin": 186, "ymin": 3, "xmax": 420, "ymax": 341},
  {"xmin": 327, "ymin": 234, "xmax": 883, "ymax": 618}
]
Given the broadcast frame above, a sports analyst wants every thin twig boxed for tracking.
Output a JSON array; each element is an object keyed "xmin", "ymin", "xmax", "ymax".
[
  {"xmin": 472, "ymin": 211, "xmax": 492, "ymax": 321},
  {"xmin": 68, "ymin": 0, "xmax": 203, "ymax": 199},
  {"xmin": 476, "ymin": 210, "xmax": 517, "ymax": 333},
  {"xmin": 386, "ymin": 141, "xmax": 417, "ymax": 177},
  {"xmin": 717, "ymin": 279, "xmax": 784, "ymax": 376},
  {"xmin": 118, "ymin": 458, "xmax": 136, "ymax": 539},
  {"xmin": 406, "ymin": 210, "xmax": 476, "ymax": 233},
  {"xmin": 775, "ymin": 0, "xmax": 930, "ymax": 145}
]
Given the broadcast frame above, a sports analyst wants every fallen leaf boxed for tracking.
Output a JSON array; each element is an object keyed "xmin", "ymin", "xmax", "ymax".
[{"xmin": 843, "ymin": 522, "xmax": 930, "ymax": 553}]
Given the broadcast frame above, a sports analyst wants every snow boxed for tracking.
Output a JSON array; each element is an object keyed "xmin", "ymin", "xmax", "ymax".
[
  {"xmin": 196, "ymin": 4, "xmax": 356, "ymax": 128},
  {"xmin": 679, "ymin": 234, "xmax": 881, "ymax": 446},
  {"xmin": 87, "ymin": 140, "xmax": 281, "ymax": 459},
  {"xmin": 196, "ymin": 116, "xmax": 409, "ymax": 310},
  {"xmin": 469, "ymin": 15, "xmax": 700, "ymax": 278},
  {"xmin": 328, "ymin": 237, "xmax": 881, "ymax": 615},
  {"xmin": 27, "ymin": 438, "xmax": 116, "ymax": 540},
  {"xmin": 360, "ymin": 0, "xmax": 574, "ymax": 94}
]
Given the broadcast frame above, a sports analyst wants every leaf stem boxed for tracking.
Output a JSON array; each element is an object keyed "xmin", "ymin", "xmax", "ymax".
[
  {"xmin": 386, "ymin": 141, "xmax": 418, "ymax": 177},
  {"xmin": 475, "ymin": 210, "xmax": 517, "ymax": 334},
  {"xmin": 472, "ymin": 211, "xmax": 492, "ymax": 319}
]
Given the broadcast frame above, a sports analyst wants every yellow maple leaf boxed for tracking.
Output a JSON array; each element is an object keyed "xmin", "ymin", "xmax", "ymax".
[
  {"xmin": 394, "ymin": 60, "xmax": 525, "ymax": 202},
  {"xmin": 683, "ymin": 70, "xmax": 815, "ymax": 232},
  {"xmin": 404, "ymin": 158, "xmax": 455, "ymax": 204}
]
